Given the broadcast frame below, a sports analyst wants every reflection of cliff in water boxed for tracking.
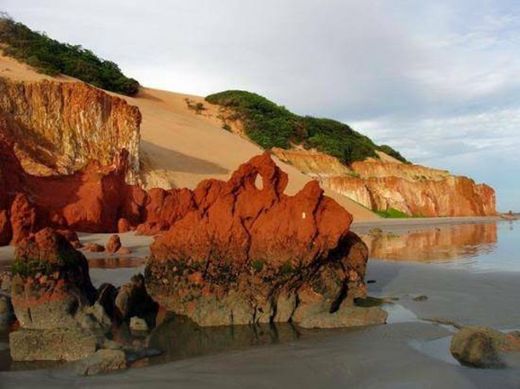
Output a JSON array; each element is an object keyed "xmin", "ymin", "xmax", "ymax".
[{"xmin": 361, "ymin": 223, "xmax": 497, "ymax": 262}]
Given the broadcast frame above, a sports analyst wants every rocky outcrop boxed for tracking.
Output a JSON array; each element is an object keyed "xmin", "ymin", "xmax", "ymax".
[
  {"xmin": 145, "ymin": 153, "xmax": 386, "ymax": 327},
  {"xmin": 450, "ymin": 326, "xmax": 520, "ymax": 368},
  {"xmin": 274, "ymin": 148, "xmax": 496, "ymax": 217},
  {"xmin": 8, "ymin": 228, "xmax": 157, "ymax": 364},
  {"xmin": 0, "ymin": 77, "xmax": 141, "ymax": 182},
  {"xmin": 10, "ymin": 228, "xmax": 96, "ymax": 329}
]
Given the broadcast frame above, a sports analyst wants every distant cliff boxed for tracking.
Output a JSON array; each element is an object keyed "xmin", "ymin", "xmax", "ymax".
[
  {"xmin": 0, "ymin": 77, "xmax": 141, "ymax": 182},
  {"xmin": 273, "ymin": 149, "xmax": 496, "ymax": 217}
]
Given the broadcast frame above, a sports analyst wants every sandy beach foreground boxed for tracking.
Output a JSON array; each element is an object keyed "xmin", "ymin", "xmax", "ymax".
[{"xmin": 1, "ymin": 231, "xmax": 519, "ymax": 388}]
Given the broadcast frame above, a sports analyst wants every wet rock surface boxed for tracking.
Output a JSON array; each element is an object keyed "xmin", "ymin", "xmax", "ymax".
[
  {"xmin": 75, "ymin": 349, "xmax": 127, "ymax": 376},
  {"xmin": 11, "ymin": 228, "xmax": 96, "ymax": 329},
  {"xmin": 7, "ymin": 229, "xmax": 157, "ymax": 368},
  {"xmin": 146, "ymin": 154, "xmax": 386, "ymax": 328},
  {"xmin": 9, "ymin": 328, "xmax": 98, "ymax": 362},
  {"xmin": 450, "ymin": 326, "xmax": 520, "ymax": 368}
]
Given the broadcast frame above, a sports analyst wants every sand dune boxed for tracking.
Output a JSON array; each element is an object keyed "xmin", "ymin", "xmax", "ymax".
[{"xmin": 0, "ymin": 52, "xmax": 378, "ymax": 220}]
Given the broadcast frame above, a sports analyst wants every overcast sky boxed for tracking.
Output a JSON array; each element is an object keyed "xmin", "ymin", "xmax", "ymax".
[{"xmin": 3, "ymin": 0, "xmax": 519, "ymax": 211}]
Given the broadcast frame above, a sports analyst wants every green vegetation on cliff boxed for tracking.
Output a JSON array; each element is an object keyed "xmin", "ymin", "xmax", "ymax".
[
  {"xmin": 375, "ymin": 208, "xmax": 410, "ymax": 218},
  {"xmin": 0, "ymin": 14, "xmax": 139, "ymax": 96},
  {"xmin": 206, "ymin": 90, "xmax": 408, "ymax": 164}
]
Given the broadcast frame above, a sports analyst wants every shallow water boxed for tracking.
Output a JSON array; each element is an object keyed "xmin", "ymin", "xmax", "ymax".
[{"xmin": 361, "ymin": 220, "xmax": 520, "ymax": 271}]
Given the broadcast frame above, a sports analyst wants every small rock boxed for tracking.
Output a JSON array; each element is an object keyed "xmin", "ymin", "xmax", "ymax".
[
  {"xmin": 84, "ymin": 243, "xmax": 105, "ymax": 253},
  {"xmin": 130, "ymin": 316, "xmax": 149, "ymax": 332},
  {"xmin": 413, "ymin": 295, "xmax": 428, "ymax": 302},
  {"xmin": 115, "ymin": 274, "xmax": 158, "ymax": 324},
  {"xmin": 75, "ymin": 349, "xmax": 127, "ymax": 376},
  {"xmin": 106, "ymin": 235, "xmax": 122, "ymax": 254},
  {"xmin": 117, "ymin": 247, "xmax": 132, "ymax": 255},
  {"xmin": 118, "ymin": 218, "xmax": 132, "ymax": 233},
  {"xmin": 77, "ymin": 302, "xmax": 113, "ymax": 331}
]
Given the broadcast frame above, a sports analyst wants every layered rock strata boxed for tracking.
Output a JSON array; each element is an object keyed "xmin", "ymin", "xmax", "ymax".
[
  {"xmin": 273, "ymin": 148, "xmax": 496, "ymax": 217},
  {"xmin": 0, "ymin": 77, "xmax": 141, "ymax": 181}
]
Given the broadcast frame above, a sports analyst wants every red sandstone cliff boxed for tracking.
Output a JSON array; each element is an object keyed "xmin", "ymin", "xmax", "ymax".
[
  {"xmin": 0, "ymin": 77, "xmax": 141, "ymax": 182},
  {"xmin": 273, "ymin": 149, "xmax": 496, "ymax": 217}
]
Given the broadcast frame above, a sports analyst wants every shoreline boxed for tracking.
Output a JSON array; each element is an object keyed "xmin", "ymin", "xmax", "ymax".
[{"xmin": 351, "ymin": 215, "xmax": 502, "ymax": 234}]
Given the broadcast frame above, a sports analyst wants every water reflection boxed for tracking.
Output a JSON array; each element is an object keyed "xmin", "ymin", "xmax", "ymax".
[
  {"xmin": 360, "ymin": 223, "xmax": 498, "ymax": 262},
  {"xmin": 88, "ymin": 257, "xmax": 146, "ymax": 269},
  {"xmin": 146, "ymin": 314, "xmax": 303, "ymax": 366}
]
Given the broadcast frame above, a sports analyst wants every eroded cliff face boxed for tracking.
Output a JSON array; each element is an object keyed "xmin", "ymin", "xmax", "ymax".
[
  {"xmin": 0, "ymin": 77, "xmax": 141, "ymax": 182},
  {"xmin": 273, "ymin": 149, "xmax": 496, "ymax": 217}
]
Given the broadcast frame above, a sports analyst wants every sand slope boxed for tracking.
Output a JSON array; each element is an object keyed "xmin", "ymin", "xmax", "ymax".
[{"xmin": 0, "ymin": 52, "xmax": 378, "ymax": 220}]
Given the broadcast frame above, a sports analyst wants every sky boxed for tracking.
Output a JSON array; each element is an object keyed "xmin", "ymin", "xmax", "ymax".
[{"xmin": 3, "ymin": 0, "xmax": 520, "ymax": 211}]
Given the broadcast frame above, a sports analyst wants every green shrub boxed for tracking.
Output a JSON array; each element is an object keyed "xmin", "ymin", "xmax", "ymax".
[
  {"xmin": 377, "ymin": 144, "xmax": 409, "ymax": 164},
  {"xmin": 0, "ymin": 15, "xmax": 139, "ymax": 95},
  {"xmin": 206, "ymin": 90, "xmax": 408, "ymax": 164},
  {"xmin": 251, "ymin": 259, "xmax": 264, "ymax": 272},
  {"xmin": 375, "ymin": 208, "xmax": 409, "ymax": 218}
]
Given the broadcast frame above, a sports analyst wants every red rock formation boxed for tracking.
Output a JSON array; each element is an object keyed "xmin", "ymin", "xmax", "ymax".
[
  {"xmin": 11, "ymin": 228, "xmax": 96, "ymax": 329},
  {"xmin": 145, "ymin": 154, "xmax": 386, "ymax": 327},
  {"xmin": 0, "ymin": 107, "xmax": 210, "ymax": 241}
]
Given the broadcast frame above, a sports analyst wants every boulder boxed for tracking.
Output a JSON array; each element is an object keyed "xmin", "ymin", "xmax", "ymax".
[
  {"xmin": 106, "ymin": 234, "xmax": 122, "ymax": 254},
  {"xmin": 450, "ymin": 326, "xmax": 520, "ymax": 368},
  {"xmin": 9, "ymin": 327, "xmax": 97, "ymax": 361},
  {"xmin": 10, "ymin": 228, "xmax": 96, "ymax": 329},
  {"xmin": 84, "ymin": 243, "xmax": 105, "ymax": 253},
  {"xmin": 115, "ymin": 273, "xmax": 158, "ymax": 326},
  {"xmin": 146, "ymin": 154, "xmax": 386, "ymax": 328}
]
